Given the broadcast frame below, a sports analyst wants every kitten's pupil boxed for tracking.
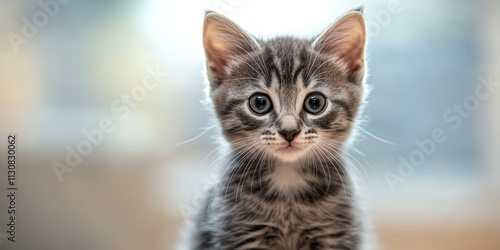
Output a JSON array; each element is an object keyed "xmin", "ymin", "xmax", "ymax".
[
  {"xmin": 255, "ymin": 96, "xmax": 267, "ymax": 110},
  {"xmin": 309, "ymin": 96, "xmax": 321, "ymax": 109}
]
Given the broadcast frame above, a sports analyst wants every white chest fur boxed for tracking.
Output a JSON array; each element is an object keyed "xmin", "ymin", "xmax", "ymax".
[{"xmin": 269, "ymin": 162, "xmax": 308, "ymax": 192}]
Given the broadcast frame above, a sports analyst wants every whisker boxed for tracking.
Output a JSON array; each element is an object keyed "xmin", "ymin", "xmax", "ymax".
[
  {"xmin": 310, "ymin": 146, "xmax": 347, "ymax": 198},
  {"xmin": 356, "ymin": 126, "xmax": 398, "ymax": 146},
  {"xmin": 321, "ymin": 141, "xmax": 369, "ymax": 178},
  {"xmin": 250, "ymin": 147, "xmax": 270, "ymax": 196},
  {"xmin": 309, "ymin": 145, "xmax": 332, "ymax": 194},
  {"xmin": 207, "ymin": 141, "xmax": 262, "ymax": 210},
  {"xmin": 223, "ymin": 142, "xmax": 262, "ymax": 198},
  {"xmin": 235, "ymin": 145, "xmax": 267, "ymax": 206},
  {"xmin": 315, "ymin": 142, "xmax": 369, "ymax": 193},
  {"xmin": 322, "ymin": 138, "xmax": 374, "ymax": 172},
  {"xmin": 199, "ymin": 137, "xmax": 251, "ymax": 167},
  {"xmin": 175, "ymin": 123, "xmax": 219, "ymax": 146}
]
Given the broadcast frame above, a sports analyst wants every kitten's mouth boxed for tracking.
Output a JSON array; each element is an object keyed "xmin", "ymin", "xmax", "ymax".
[
  {"xmin": 271, "ymin": 142, "xmax": 308, "ymax": 162},
  {"xmin": 276, "ymin": 143, "xmax": 301, "ymax": 153}
]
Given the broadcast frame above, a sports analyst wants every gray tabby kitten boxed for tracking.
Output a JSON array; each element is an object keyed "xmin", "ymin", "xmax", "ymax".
[{"xmin": 180, "ymin": 8, "xmax": 372, "ymax": 250}]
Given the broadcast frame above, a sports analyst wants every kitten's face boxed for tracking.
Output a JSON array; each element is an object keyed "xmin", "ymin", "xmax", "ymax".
[{"xmin": 203, "ymin": 11, "xmax": 366, "ymax": 163}]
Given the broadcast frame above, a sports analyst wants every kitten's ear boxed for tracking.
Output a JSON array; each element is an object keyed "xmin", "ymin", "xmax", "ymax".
[
  {"xmin": 203, "ymin": 12, "xmax": 260, "ymax": 82},
  {"xmin": 312, "ymin": 11, "xmax": 366, "ymax": 75}
]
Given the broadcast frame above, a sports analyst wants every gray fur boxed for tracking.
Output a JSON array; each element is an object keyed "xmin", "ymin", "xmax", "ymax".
[{"xmin": 179, "ymin": 9, "xmax": 373, "ymax": 250}]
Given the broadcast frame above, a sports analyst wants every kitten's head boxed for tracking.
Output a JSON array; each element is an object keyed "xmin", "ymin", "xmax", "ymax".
[{"xmin": 203, "ymin": 10, "xmax": 366, "ymax": 163}]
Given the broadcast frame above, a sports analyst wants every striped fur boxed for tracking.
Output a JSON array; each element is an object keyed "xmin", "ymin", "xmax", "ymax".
[{"xmin": 179, "ymin": 9, "xmax": 373, "ymax": 250}]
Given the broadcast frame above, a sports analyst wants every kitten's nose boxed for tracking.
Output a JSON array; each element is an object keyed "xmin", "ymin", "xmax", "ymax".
[{"xmin": 279, "ymin": 128, "xmax": 301, "ymax": 142}]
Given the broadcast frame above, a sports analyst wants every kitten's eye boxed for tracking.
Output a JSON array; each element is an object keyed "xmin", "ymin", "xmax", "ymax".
[
  {"xmin": 304, "ymin": 94, "xmax": 326, "ymax": 114},
  {"xmin": 249, "ymin": 94, "xmax": 272, "ymax": 114}
]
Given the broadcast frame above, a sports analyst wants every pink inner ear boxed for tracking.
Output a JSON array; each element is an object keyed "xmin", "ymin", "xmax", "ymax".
[
  {"xmin": 314, "ymin": 13, "xmax": 366, "ymax": 74},
  {"xmin": 205, "ymin": 36, "xmax": 256, "ymax": 80},
  {"xmin": 343, "ymin": 39, "xmax": 365, "ymax": 73},
  {"xmin": 203, "ymin": 13, "xmax": 260, "ymax": 82},
  {"xmin": 325, "ymin": 34, "xmax": 365, "ymax": 73},
  {"xmin": 205, "ymin": 42, "xmax": 228, "ymax": 80}
]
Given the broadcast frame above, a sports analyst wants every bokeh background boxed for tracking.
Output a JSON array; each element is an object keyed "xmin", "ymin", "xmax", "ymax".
[{"xmin": 1, "ymin": 0, "xmax": 499, "ymax": 249}]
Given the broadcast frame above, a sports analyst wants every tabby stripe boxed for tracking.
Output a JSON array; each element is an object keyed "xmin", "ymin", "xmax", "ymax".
[
  {"xmin": 263, "ymin": 47, "xmax": 272, "ymax": 86},
  {"xmin": 221, "ymin": 99, "xmax": 244, "ymax": 116},
  {"xmin": 312, "ymin": 108, "xmax": 338, "ymax": 129},
  {"xmin": 231, "ymin": 237, "xmax": 257, "ymax": 249},
  {"xmin": 312, "ymin": 231, "xmax": 346, "ymax": 240},
  {"xmin": 280, "ymin": 50, "xmax": 294, "ymax": 83},
  {"xmin": 293, "ymin": 64, "xmax": 305, "ymax": 84},
  {"xmin": 299, "ymin": 47, "xmax": 311, "ymax": 87},
  {"xmin": 264, "ymin": 47, "xmax": 282, "ymax": 86},
  {"xmin": 331, "ymin": 99, "xmax": 353, "ymax": 120},
  {"xmin": 235, "ymin": 112, "xmax": 264, "ymax": 131}
]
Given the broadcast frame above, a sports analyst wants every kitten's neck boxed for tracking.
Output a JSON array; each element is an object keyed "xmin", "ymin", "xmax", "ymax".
[
  {"xmin": 269, "ymin": 161, "xmax": 308, "ymax": 192},
  {"xmin": 220, "ymin": 152, "xmax": 349, "ymax": 202}
]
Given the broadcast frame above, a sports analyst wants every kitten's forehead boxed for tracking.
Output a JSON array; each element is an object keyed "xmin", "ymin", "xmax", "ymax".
[
  {"xmin": 224, "ymin": 37, "xmax": 346, "ymax": 92},
  {"xmin": 257, "ymin": 38, "xmax": 337, "ymax": 112},
  {"xmin": 242, "ymin": 39, "xmax": 298, "ymax": 112},
  {"xmin": 261, "ymin": 38, "xmax": 312, "ymax": 87}
]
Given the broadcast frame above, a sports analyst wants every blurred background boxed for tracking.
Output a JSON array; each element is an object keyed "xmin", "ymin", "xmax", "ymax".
[{"xmin": 1, "ymin": 0, "xmax": 499, "ymax": 249}]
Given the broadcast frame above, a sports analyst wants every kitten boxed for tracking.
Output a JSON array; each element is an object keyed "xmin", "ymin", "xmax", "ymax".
[{"xmin": 179, "ymin": 8, "xmax": 373, "ymax": 250}]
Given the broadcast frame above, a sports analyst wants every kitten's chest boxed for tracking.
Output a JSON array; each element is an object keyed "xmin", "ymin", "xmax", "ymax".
[
  {"xmin": 218, "ymin": 161, "xmax": 353, "ymax": 248},
  {"xmin": 241, "ymin": 162, "xmax": 344, "ymax": 229},
  {"xmin": 233, "ymin": 199, "xmax": 345, "ymax": 249}
]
